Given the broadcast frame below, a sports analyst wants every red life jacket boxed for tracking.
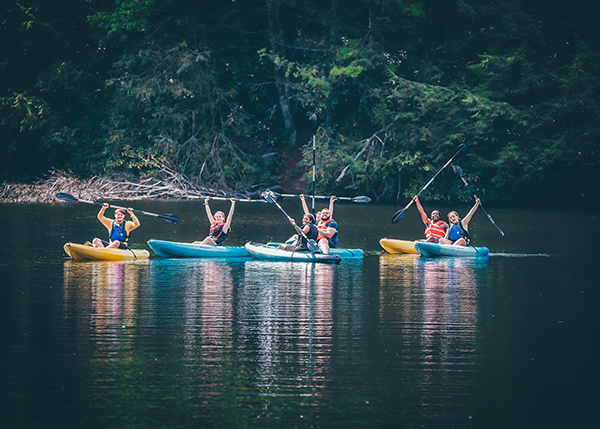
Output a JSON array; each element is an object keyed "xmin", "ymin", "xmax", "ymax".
[
  {"xmin": 317, "ymin": 218, "xmax": 335, "ymax": 241},
  {"xmin": 426, "ymin": 220, "xmax": 446, "ymax": 241}
]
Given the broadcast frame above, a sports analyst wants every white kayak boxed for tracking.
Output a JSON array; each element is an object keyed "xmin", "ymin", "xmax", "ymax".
[
  {"xmin": 147, "ymin": 239, "xmax": 250, "ymax": 258},
  {"xmin": 265, "ymin": 242, "xmax": 364, "ymax": 258},
  {"xmin": 414, "ymin": 241, "xmax": 489, "ymax": 257},
  {"xmin": 244, "ymin": 242, "xmax": 342, "ymax": 263}
]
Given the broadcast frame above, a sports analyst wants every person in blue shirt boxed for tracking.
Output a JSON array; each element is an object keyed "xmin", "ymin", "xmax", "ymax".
[{"xmin": 439, "ymin": 199, "xmax": 480, "ymax": 246}]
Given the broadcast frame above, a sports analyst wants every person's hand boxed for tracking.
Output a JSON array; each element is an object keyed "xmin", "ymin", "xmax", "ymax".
[
  {"xmin": 127, "ymin": 208, "xmax": 134, "ymax": 215},
  {"xmin": 289, "ymin": 218, "xmax": 296, "ymax": 225},
  {"xmin": 102, "ymin": 203, "xmax": 109, "ymax": 210},
  {"xmin": 230, "ymin": 198, "xmax": 236, "ymax": 203},
  {"xmin": 413, "ymin": 196, "xmax": 419, "ymax": 202},
  {"xmin": 299, "ymin": 194, "xmax": 305, "ymax": 201},
  {"xmin": 204, "ymin": 197, "xmax": 209, "ymax": 206}
]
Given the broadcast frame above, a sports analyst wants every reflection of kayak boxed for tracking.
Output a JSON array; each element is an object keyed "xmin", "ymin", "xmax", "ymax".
[
  {"xmin": 379, "ymin": 238, "xmax": 419, "ymax": 254},
  {"xmin": 266, "ymin": 242, "xmax": 364, "ymax": 258},
  {"xmin": 244, "ymin": 242, "xmax": 342, "ymax": 263},
  {"xmin": 63, "ymin": 242, "xmax": 150, "ymax": 261},
  {"xmin": 147, "ymin": 239, "xmax": 251, "ymax": 258},
  {"xmin": 414, "ymin": 241, "xmax": 489, "ymax": 257}
]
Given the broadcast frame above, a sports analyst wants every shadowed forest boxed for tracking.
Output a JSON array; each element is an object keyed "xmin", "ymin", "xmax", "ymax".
[{"xmin": 1, "ymin": 0, "xmax": 599, "ymax": 205}]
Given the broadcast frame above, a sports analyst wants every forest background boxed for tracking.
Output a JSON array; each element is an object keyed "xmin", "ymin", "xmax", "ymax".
[{"xmin": 1, "ymin": 0, "xmax": 599, "ymax": 206}]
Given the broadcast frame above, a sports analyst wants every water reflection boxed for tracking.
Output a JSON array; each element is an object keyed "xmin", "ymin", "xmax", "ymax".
[
  {"xmin": 378, "ymin": 254, "xmax": 491, "ymax": 405},
  {"xmin": 240, "ymin": 261, "xmax": 338, "ymax": 393}
]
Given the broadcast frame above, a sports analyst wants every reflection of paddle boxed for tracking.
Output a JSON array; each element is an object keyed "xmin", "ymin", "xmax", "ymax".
[
  {"xmin": 273, "ymin": 192, "xmax": 371, "ymax": 203},
  {"xmin": 55, "ymin": 193, "xmax": 180, "ymax": 224},
  {"xmin": 451, "ymin": 164, "xmax": 504, "ymax": 236},
  {"xmin": 261, "ymin": 189, "xmax": 321, "ymax": 253},
  {"xmin": 392, "ymin": 144, "xmax": 466, "ymax": 223}
]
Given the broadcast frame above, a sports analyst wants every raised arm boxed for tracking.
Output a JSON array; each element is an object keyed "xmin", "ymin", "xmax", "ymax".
[
  {"xmin": 126, "ymin": 208, "xmax": 141, "ymax": 232},
  {"xmin": 462, "ymin": 198, "xmax": 481, "ymax": 229},
  {"xmin": 413, "ymin": 196, "xmax": 429, "ymax": 226},
  {"xmin": 299, "ymin": 194, "xmax": 310, "ymax": 215},
  {"xmin": 223, "ymin": 199, "xmax": 236, "ymax": 233},
  {"xmin": 329, "ymin": 196, "xmax": 336, "ymax": 218},
  {"xmin": 204, "ymin": 198, "xmax": 215, "ymax": 223},
  {"xmin": 97, "ymin": 203, "xmax": 112, "ymax": 230}
]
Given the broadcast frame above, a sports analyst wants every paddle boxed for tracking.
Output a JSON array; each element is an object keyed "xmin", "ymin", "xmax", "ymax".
[
  {"xmin": 391, "ymin": 143, "xmax": 467, "ymax": 223},
  {"xmin": 55, "ymin": 192, "xmax": 180, "ymax": 224},
  {"xmin": 261, "ymin": 189, "xmax": 321, "ymax": 253},
  {"xmin": 174, "ymin": 194, "xmax": 267, "ymax": 203},
  {"xmin": 273, "ymin": 192, "xmax": 371, "ymax": 204},
  {"xmin": 451, "ymin": 164, "xmax": 505, "ymax": 236},
  {"xmin": 310, "ymin": 113, "xmax": 318, "ymax": 214}
]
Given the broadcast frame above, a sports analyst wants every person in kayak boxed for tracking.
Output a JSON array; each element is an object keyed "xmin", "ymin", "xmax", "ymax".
[
  {"xmin": 194, "ymin": 198, "xmax": 236, "ymax": 245},
  {"xmin": 92, "ymin": 203, "xmax": 140, "ymax": 249},
  {"xmin": 439, "ymin": 198, "xmax": 481, "ymax": 246},
  {"xmin": 315, "ymin": 201, "xmax": 339, "ymax": 255},
  {"xmin": 413, "ymin": 196, "xmax": 448, "ymax": 243},
  {"xmin": 278, "ymin": 213, "xmax": 318, "ymax": 252}
]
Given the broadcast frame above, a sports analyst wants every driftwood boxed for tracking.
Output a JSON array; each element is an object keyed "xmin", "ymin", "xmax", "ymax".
[{"xmin": 0, "ymin": 163, "xmax": 271, "ymax": 203}]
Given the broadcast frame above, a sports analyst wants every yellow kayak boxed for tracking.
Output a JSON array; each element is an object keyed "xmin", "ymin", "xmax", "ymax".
[
  {"xmin": 63, "ymin": 242, "xmax": 150, "ymax": 261},
  {"xmin": 379, "ymin": 238, "xmax": 419, "ymax": 254}
]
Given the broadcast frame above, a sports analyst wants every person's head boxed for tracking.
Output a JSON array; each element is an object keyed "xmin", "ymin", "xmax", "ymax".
[
  {"xmin": 320, "ymin": 208, "xmax": 330, "ymax": 221},
  {"xmin": 430, "ymin": 210, "xmax": 441, "ymax": 221},
  {"xmin": 447, "ymin": 211, "xmax": 460, "ymax": 224},
  {"xmin": 115, "ymin": 208, "xmax": 126, "ymax": 223},
  {"xmin": 302, "ymin": 213, "xmax": 315, "ymax": 225},
  {"xmin": 214, "ymin": 211, "xmax": 225, "ymax": 222}
]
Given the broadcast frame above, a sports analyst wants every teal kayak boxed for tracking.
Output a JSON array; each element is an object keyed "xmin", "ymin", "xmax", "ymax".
[
  {"xmin": 265, "ymin": 242, "xmax": 364, "ymax": 258},
  {"xmin": 414, "ymin": 241, "xmax": 489, "ymax": 257},
  {"xmin": 147, "ymin": 239, "xmax": 251, "ymax": 258},
  {"xmin": 245, "ymin": 242, "xmax": 342, "ymax": 263}
]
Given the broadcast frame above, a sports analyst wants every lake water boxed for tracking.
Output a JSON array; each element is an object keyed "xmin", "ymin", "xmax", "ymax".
[{"xmin": 0, "ymin": 200, "xmax": 597, "ymax": 428}]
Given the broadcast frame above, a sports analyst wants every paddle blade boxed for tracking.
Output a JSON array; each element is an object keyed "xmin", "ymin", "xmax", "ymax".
[
  {"xmin": 307, "ymin": 239, "xmax": 320, "ymax": 253},
  {"xmin": 159, "ymin": 213, "xmax": 180, "ymax": 224},
  {"xmin": 55, "ymin": 192, "xmax": 79, "ymax": 202},
  {"xmin": 261, "ymin": 190, "xmax": 277, "ymax": 203},
  {"xmin": 391, "ymin": 208, "xmax": 407, "ymax": 223},
  {"xmin": 351, "ymin": 196, "xmax": 371, "ymax": 203}
]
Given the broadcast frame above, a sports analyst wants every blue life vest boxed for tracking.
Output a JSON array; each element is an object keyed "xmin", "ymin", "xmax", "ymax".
[
  {"xmin": 109, "ymin": 221, "xmax": 129, "ymax": 243},
  {"xmin": 448, "ymin": 221, "xmax": 470, "ymax": 243}
]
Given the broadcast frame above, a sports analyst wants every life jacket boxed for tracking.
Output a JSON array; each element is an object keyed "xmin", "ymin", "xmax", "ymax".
[
  {"xmin": 109, "ymin": 221, "xmax": 129, "ymax": 243},
  {"xmin": 209, "ymin": 222, "xmax": 229, "ymax": 245},
  {"xmin": 296, "ymin": 223, "xmax": 319, "ymax": 248},
  {"xmin": 317, "ymin": 218, "xmax": 338, "ymax": 246},
  {"xmin": 426, "ymin": 220, "xmax": 446, "ymax": 241},
  {"xmin": 448, "ymin": 221, "xmax": 470, "ymax": 243}
]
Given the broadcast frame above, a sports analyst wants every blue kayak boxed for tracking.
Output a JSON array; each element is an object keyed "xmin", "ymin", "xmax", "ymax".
[
  {"xmin": 147, "ymin": 239, "xmax": 251, "ymax": 258},
  {"xmin": 414, "ymin": 241, "xmax": 489, "ymax": 257},
  {"xmin": 245, "ymin": 242, "xmax": 342, "ymax": 263}
]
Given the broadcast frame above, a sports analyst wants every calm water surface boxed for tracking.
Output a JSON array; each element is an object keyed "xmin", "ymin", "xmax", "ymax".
[{"xmin": 0, "ymin": 200, "xmax": 597, "ymax": 428}]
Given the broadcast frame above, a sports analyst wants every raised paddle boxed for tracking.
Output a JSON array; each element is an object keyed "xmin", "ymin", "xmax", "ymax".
[
  {"xmin": 55, "ymin": 192, "xmax": 180, "ymax": 224},
  {"xmin": 451, "ymin": 164, "xmax": 505, "ymax": 236},
  {"xmin": 174, "ymin": 194, "xmax": 267, "ymax": 203},
  {"xmin": 261, "ymin": 189, "xmax": 321, "ymax": 253},
  {"xmin": 391, "ymin": 143, "xmax": 467, "ymax": 223},
  {"xmin": 273, "ymin": 192, "xmax": 371, "ymax": 204}
]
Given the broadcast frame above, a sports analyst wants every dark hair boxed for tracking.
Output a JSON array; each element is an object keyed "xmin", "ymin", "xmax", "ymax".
[
  {"xmin": 115, "ymin": 208, "xmax": 126, "ymax": 216},
  {"xmin": 305, "ymin": 213, "xmax": 315, "ymax": 223}
]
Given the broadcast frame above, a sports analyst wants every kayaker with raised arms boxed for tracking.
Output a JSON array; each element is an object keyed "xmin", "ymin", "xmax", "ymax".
[
  {"xmin": 439, "ymin": 198, "xmax": 481, "ymax": 246},
  {"xmin": 413, "ymin": 196, "xmax": 448, "ymax": 243},
  {"xmin": 299, "ymin": 194, "xmax": 338, "ymax": 254},
  {"xmin": 92, "ymin": 203, "xmax": 140, "ymax": 249},
  {"xmin": 194, "ymin": 198, "xmax": 236, "ymax": 245}
]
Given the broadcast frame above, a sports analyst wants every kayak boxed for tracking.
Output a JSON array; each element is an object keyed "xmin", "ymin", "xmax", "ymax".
[
  {"xmin": 147, "ymin": 239, "xmax": 251, "ymax": 258},
  {"xmin": 414, "ymin": 241, "xmax": 489, "ymax": 257},
  {"xmin": 379, "ymin": 238, "xmax": 419, "ymax": 254},
  {"xmin": 64, "ymin": 242, "xmax": 150, "ymax": 261},
  {"xmin": 266, "ymin": 242, "xmax": 364, "ymax": 258},
  {"xmin": 244, "ymin": 242, "xmax": 342, "ymax": 263}
]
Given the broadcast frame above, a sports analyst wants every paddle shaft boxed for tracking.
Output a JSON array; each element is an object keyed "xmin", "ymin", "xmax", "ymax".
[
  {"xmin": 277, "ymin": 193, "xmax": 370, "ymax": 203},
  {"xmin": 392, "ymin": 144, "xmax": 466, "ymax": 223},
  {"xmin": 55, "ymin": 193, "xmax": 179, "ymax": 223},
  {"xmin": 453, "ymin": 170, "xmax": 505, "ymax": 236},
  {"xmin": 177, "ymin": 194, "xmax": 266, "ymax": 203}
]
